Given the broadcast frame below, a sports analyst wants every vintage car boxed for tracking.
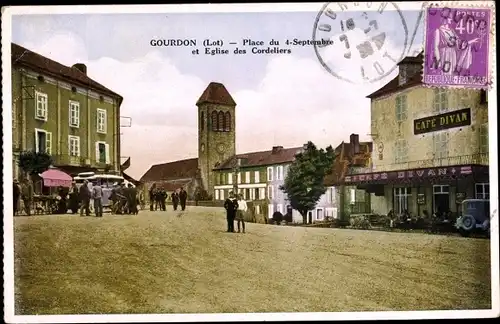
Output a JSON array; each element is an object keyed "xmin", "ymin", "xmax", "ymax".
[{"xmin": 455, "ymin": 199, "xmax": 490, "ymax": 237}]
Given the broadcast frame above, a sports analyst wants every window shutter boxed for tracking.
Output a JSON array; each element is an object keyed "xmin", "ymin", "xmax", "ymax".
[
  {"xmin": 105, "ymin": 144, "xmax": 110, "ymax": 164},
  {"xmin": 35, "ymin": 130, "xmax": 39, "ymax": 153},
  {"xmin": 46, "ymin": 132, "xmax": 52, "ymax": 155},
  {"xmin": 268, "ymin": 204, "xmax": 274, "ymax": 218},
  {"xmin": 95, "ymin": 142, "xmax": 100, "ymax": 162}
]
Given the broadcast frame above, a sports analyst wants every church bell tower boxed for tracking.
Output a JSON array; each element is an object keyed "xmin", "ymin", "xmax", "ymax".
[{"xmin": 197, "ymin": 82, "xmax": 236, "ymax": 196}]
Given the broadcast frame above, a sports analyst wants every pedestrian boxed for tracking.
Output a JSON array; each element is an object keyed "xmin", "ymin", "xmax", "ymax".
[
  {"xmin": 128, "ymin": 183, "xmax": 138, "ymax": 215},
  {"xmin": 172, "ymin": 191, "xmax": 179, "ymax": 211},
  {"xmin": 79, "ymin": 179, "xmax": 91, "ymax": 216},
  {"xmin": 13, "ymin": 179, "xmax": 21, "ymax": 216},
  {"xmin": 159, "ymin": 188, "xmax": 167, "ymax": 211},
  {"xmin": 149, "ymin": 183, "xmax": 156, "ymax": 211},
  {"xmin": 21, "ymin": 178, "xmax": 33, "ymax": 216},
  {"xmin": 92, "ymin": 181, "xmax": 104, "ymax": 217},
  {"xmin": 179, "ymin": 187, "xmax": 188, "ymax": 211},
  {"xmin": 68, "ymin": 182, "xmax": 79, "ymax": 214},
  {"xmin": 57, "ymin": 186, "xmax": 68, "ymax": 214},
  {"xmin": 236, "ymin": 194, "xmax": 248, "ymax": 233},
  {"xmin": 272, "ymin": 210, "xmax": 284, "ymax": 225},
  {"xmin": 224, "ymin": 191, "xmax": 239, "ymax": 233}
]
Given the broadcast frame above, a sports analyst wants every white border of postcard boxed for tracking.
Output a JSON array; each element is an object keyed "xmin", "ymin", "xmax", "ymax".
[{"xmin": 2, "ymin": 2, "xmax": 499, "ymax": 322}]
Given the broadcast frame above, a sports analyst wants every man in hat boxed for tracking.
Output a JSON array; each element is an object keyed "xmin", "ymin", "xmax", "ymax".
[
  {"xmin": 179, "ymin": 187, "xmax": 188, "ymax": 211},
  {"xmin": 68, "ymin": 182, "xmax": 79, "ymax": 214},
  {"xmin": 92, "ymin": 181, "xmax": 104, "ymax": 217},
  {"xmin": 13, "ymin": 179, "xmax": 21, "ymax": 215},
  {"xmin": 224, "ymin": 191, "xmax": 239, "ymax": 233},
  {"xmin": 79, "ymin": 179, "xmax": 91, "ymax": 216},
  {"xmin": 21, "ymin": 178, "xmax": 33, "ymax": 216}
]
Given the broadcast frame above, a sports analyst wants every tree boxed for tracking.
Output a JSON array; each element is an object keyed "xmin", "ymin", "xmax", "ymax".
[
  {"xmin": 279, "ymin": 141, "xmax": 335, "ymax": 224},
  {"xmin": 18, "ymin": 150, "xmax": 53, "ymax": 179}
]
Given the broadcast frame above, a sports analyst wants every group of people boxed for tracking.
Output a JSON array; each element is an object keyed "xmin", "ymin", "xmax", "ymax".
[
  {"xmin": 224, "ymin": 191, "xmax": 248, "ymax": 233},
  {"xmin": 13, "ymin": 179, "xmax": 34, "ymax": 215},
  {"xmin": 148, "ymin": 185, "xmax": 188, "ymax": 212}
]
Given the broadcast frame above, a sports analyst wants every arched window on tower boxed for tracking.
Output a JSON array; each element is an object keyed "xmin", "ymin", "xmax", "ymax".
[
  {"xmin": 211, "ymin": 111, "xmax": 218, "ymax": 131},
  {"xmin": 224, "ymin": 112, "xmax": 231, "ymax": 132},
  {"xmin": 200, "ymin": 111, "xmax": 205, "ymax": 131},
  {"xmin": 218, "ymin": 111, "xmax": 225, "ymax": 131}
]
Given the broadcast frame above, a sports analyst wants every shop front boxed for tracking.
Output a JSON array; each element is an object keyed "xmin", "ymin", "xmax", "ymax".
[{"xmin": 344, "ymin": 164, "xmax": 489, "ymax": 218}]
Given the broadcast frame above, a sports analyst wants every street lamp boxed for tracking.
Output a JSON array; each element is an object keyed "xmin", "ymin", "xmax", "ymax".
[{"xmin": 233, "ymin": 158, "xmax": 241, "ymax": 196}]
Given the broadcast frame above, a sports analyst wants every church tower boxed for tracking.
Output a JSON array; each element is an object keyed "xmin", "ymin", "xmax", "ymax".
[{"xmin": 197, "ymin": 82, "xmax": 236, "ymax": 196}]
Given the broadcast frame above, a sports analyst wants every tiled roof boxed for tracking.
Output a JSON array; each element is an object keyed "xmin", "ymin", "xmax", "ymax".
[
  {"xmin": 367, "ymin": 52, "xmax": 423, "ymax": 99},
  {"xmin": 140, "ymin": 158, "xmax": 199, "ymax": 182},
  {"xmin": 11, "ymin": 43, "xmax": 123, "ymax": 102},
  {"xmin": 214, "ymin": 146, "xmax": 304, "ymax": 170},
  {"xmin": 146, "ymin": 179, "xmax": 192, "ymax": 191},
  {"xmin": 196, "ymin": 82, "xmax": 237, "ymax": 106},
  {"xmin": 324, "ymin": 141, "xmax": 373, "ymax": 186}
]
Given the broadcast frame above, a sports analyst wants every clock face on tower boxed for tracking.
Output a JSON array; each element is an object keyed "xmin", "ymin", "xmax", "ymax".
[
  {"xmin": 216, "ymin": 143, "xmax": 226, "ymax": 154},
  {"xmin": 201, "ymin": 143, "xmax": 205, "ymax": 152}
]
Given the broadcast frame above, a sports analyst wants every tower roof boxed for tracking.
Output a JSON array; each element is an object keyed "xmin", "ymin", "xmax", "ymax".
[{"xmin": 196, "ymin": 82, "xmax": 236, "ymax": 106}]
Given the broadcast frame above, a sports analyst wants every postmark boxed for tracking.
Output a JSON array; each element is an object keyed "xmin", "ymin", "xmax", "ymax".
[
  {"xmin": 312, "ymin": 2, "xmax": 409, "ymax": 84},
  {"xmin": 422, "ymin": 3, "xmax": 494, "ymax": 89}
]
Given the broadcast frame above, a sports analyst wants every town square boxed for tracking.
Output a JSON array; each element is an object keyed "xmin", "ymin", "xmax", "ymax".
[{"xmin": 3, "ymin": 2, "xmax": 497, "ymax": 321}]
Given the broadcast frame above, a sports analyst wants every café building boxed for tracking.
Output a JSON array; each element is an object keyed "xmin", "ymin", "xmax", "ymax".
[{"xmin": 345, "ymin": 53, "xmax": 490, "ymax": 218}]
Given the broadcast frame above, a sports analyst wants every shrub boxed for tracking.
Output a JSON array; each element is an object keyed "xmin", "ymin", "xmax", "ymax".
[{"xmin": 350, "ymin": 215, "xmax": 371, "ymax": 230}]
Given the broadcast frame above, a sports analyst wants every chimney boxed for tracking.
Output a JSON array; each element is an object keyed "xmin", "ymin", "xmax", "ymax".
[
  {"xmin": 272, "ymin": 146, "xmax": 283, "ymax": 154},
  {"xmin": 72, "ymin": 63, "xmax": 87, "ymax": 75},
  {"xmin": 350, "ymin": 134, "xmax": 360, "ymax": 155}
]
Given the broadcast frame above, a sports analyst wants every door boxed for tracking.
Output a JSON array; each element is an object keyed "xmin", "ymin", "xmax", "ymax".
[
  {"xmin": 307, "ymin": 211, "xmax": 313, "ymax": 224},
  {"xmin": 433, "ymin": 185, "xmax": 450, "ymax": 215}
]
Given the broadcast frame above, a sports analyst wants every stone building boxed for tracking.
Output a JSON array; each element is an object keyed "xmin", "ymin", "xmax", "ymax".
[
  {"xmin": 11, "ymin": 42, "xmax": 123, "ymax": 180},
  {"xmin": 343, "ymin": 53, "xmax": 489, "ymax": 218}
]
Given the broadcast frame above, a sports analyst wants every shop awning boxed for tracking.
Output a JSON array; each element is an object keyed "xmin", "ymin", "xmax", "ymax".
[
  {"xmin": 344, "ymin": 165, "xmax": 489, "ymax": 185},
  {"xmin": 39, "ymin": 169, "xmax": 73, "ymax": 187}
]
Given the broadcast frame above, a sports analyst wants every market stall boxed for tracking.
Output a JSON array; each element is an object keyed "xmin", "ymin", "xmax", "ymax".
[{"xmin": 34, "ymin": 169, "xmax": 73, "ymax": 214}]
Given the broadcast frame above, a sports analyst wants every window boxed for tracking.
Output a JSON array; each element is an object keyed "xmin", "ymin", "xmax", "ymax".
[
  {"xmin": 276, "ymin": 165, "xmax": 284, "ymax": 181},
  {"xmin": 237, "ymin": 172, "xmax": 241, "ymax": 184},
  {"xmin": 433, "ymin": 132, "xmax": 449, "ymax": 159},
  {"xmin": 475, "ymin": 183, "xmax": 489, "ymax": 199},
  {"xmin": 254, "ymin": 188, "xmax": 259, "ymax": 200},
  {"xmin": 433, "ymin": 88, "xmax": 448, "ymax": 113},
  {"xmin": 200, "ymin": 111, "xmax": 205, "ymax": 131},
  {"xmin": 433, "ymin": 185, "xmax": 449, "ymax": 194},
  {"xmin": 220, "ymin": 189, "xmax": 225, "ymax": 201},
  {"xmin": 255, "ymin": 205, "xmax": 260, "ymax": 214},
  {"xmin": 259, "ymin": 188, "xmax": 265, "ymax": 200},
  {"xmin": 35, "ymin": 91, "xmax": 48, "ymax": 121},
  {"xmin": 267, "ymin": 167, "xmax": 274, "ymax": 181},
  {"xmin": 215, "ymin": 190, "xmax": 220, "ymax": 200},
  {"xmin": 97, "ymin": 109, "xmax": 107, "ymax": 133},
  {"xmin": 224, "ymin": 112, "xmax": 231, "ymax": 131},
  {"xmin": 394, "ymin": 187, "xmax": 412, "ymax": 215},
  {"xmin": 211, "ymin": 111, "xmax": 218, "ymax": 131},
  {"xmin": 395, "ymin": 95, "xmax": 407, "ymax": 122},
  {"xmin": 95, "ymin": 142, "xmax": 110, "ymax": 164},
  {"xmin": 245, "ymin": 172, "xmax": 250, "ymax": 184},
  {"xmin": 349, "ymin": 189, "xmax": 356, "ymax": 204},
  {"xmin": 218, "ymin": 111, "xmax": 224, "ymax": 131},
  {"xmin": 268, "ymin": 185, "xmax": 274, "ymax": 200},
  {"xmin": 228, "ymin": 173, "xmax": 233, "ymax": 185},
  {"xmin": 245, "ymin": 189, "xmax": 250, "ymax": 200},
  {"xmin": 35, "ymin": 129, "xmax": 52, "ymax": 154},
  {"xmin": 268, "ymin": 204, "xmax": 274, "ymax": 218},
  {"xmin": 69, "ymin": 101, "xmax": 80, "ymax": 127},
  {"xmin": 394, "ymin": 139, "xmax": 408, "ymax": 163},
  {"xmin": 254, "ymin": 171, "xmax": 260, "ymax": 183},
  {"xmin": 479, "ymin": 123, "xmax": 488, "ymax": 154},
  {"xmin": 68, "ymin": 136, "xmax": 80, "ymax": 157}
]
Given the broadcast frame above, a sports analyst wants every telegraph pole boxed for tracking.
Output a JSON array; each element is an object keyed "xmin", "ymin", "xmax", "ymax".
[{"xmin": 233, "ymin": 158, "xmax": 241, "ymax": 196}]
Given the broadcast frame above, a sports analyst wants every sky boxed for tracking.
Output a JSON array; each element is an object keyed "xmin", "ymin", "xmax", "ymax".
[{"xmin": 10, "ymin": 4, "xmax": 424, "ymax": 179}]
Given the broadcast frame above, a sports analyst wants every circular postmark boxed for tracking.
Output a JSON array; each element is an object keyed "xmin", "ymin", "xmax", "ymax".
[{"xmin": 312, "ymin": 2, "xmax": 409, "ymax": 84}]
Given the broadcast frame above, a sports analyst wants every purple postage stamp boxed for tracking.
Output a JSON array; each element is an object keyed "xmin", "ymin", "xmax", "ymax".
[{"xmin": 423, "ymin": 5, "xmax": 492, "ymax": 89}]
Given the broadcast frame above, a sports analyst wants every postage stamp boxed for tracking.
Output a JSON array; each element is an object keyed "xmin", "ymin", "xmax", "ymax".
[
  {"xmin": 422, "ymin": 3, "xmax": 494, "ymax": 89},
  {"xmin": 1, "ymin": 2, "xmax": 499, "ymax": 324}
]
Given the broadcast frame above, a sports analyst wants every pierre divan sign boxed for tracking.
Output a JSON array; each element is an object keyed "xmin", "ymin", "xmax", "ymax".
[
  {"xmin": 413, "ymin": 108, "xmax": 471, "ymax": 135},
  {"xmin": 344, "ymin": 166, "xmax": 473, "ymax": 184}
]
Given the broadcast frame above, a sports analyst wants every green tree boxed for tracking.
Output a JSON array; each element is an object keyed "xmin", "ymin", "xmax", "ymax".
[
  {"xmin": 18, "ymin": 150, "xmax": 53, "ymax": 179},
  {"xmin": 279, "ymin": 141, "xmax": 335, "ymax": 224}
]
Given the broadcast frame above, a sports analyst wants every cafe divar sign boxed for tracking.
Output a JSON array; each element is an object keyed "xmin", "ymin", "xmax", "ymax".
[{"xmin": 414, "ymin": 108, "xmax": 471, "ymax": 135}]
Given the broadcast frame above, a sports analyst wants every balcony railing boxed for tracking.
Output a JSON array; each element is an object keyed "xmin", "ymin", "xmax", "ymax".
[
  {"xmin": 350, "ymin": 153, "xmax": 489, "ymax": 174},
  {"xmin": 52, "ymin": 155, "xmax": 112, "ymax": 168}
]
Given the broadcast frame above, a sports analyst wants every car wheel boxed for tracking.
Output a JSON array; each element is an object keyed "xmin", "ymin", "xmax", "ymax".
[{"xmin": 461, "ymin": 215, "xmax": 476, "ymax": 231}]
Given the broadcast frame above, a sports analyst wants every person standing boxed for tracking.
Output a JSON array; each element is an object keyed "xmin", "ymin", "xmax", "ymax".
[
  {"xmin": 13, "ymin": 179, "xmax": 21, "ymax": 216},
  {"xmin": 236, "ymin": 194, "xmax": 248, "ymax": 233},
  {"xmin": 68, "ymin": 182, "xmax": 79, "ymax": 214},
  {"xmin": 128, "ymin": 184, "xmax": 138, "ymax": 215},
  {"xmin": 172, "ymin": 191, "xmax": 179, "ymax": 211},
  {"xmin": 159, "ymin": 188, "xmax": 167, "ymax": 211},
  {"xmin": 21, "ymin": 178, "xmax": 33, "ymax": 216},
  {"xmin": 92, "ymin": 181, "xmax": 104, "ymax": 217},
  {"xmin": 179, "ymin": 187, "xmax": 188, "ymax": 211},
  {"xmin": 224, "ymin": 191, "xmax": 238, "ymax": 233},
  {"xmin": 79, "ymin": 179, "xmax": 91, "ymax": 216},
  {"xmin": 149, "ymin": 183, "xmax": 156, "ymax": 211}
]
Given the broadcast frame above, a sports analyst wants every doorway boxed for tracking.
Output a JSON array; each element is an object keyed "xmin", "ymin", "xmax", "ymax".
[
  {"xmin": 433, "ymin": 185, "xmax": 450, "ymax": 214},
  {"xmin": 307, "ymin": 211, "xmax": 313, "ymax": 224}
]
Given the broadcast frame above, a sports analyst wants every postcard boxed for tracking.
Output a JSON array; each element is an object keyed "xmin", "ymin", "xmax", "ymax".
[{"xmin": 2, "ymin": 2, "xmax": 498, "ymax": 323}]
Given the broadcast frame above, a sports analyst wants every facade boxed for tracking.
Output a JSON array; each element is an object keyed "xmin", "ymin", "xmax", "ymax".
[
  {"xmin": 11, "ymin": 43, "xmax": 123, "ymax": 180},
  {"xmin": 345, "ymin": 53, "xmax": 489, "ymax": 218},
  {"xmin": 324, "ymin": 134, "xmax": 374, "ymax": 222}
]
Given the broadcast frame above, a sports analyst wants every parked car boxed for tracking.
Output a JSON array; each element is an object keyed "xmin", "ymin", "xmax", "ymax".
[{"xmin": 455, "ymin": 199, "xmax": 490, "ymax": 237}]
